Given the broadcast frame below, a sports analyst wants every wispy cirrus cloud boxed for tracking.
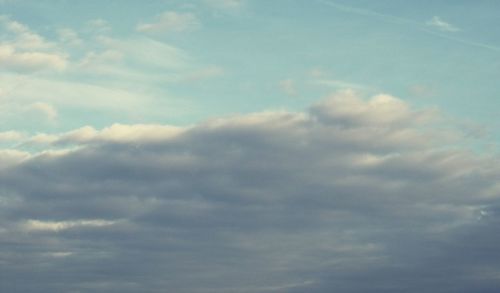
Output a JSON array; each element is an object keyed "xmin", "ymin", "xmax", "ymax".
[
  {"xmin": 426, "ymin": 16, "xmax": 460, "ymax": 32},
  {"xmin": 0, "ymin": 16, "xmax": 219, "ymax": 130},
  {"xmin": 318, "ymin": 1, "xmax": 500, "ymax": 52}
]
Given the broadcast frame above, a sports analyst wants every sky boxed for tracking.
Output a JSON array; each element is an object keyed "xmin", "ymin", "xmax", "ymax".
[{"xmin": 1, "ymin": 1, "xmax": 500, "ymax": 292}]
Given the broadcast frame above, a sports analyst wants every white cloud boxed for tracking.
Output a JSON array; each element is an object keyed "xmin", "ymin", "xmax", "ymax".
[
  {"xmin": 24, "ymin": 133, "xmax": 58, "ymax": 145},
  {"xmin": 0, "ymin": 72, "xmax": 167, "ymax": 114},
  {"xmin": 310, "ymin": 90, "xmax": 436, "ymax": 127},
  {"xmin": 0, "ymin": 44, "xmax": 67, "ymax": 72},
  {"xmin": 22, "ymin": 219, "xmax": 116, "ymax": 232},
  {"xmin": 0, "ymin": 130, "xmax": 25, "ymax": 142},
  {"xmin": 0, "ymin": 17, "xmax": 68, "ymax": 72},
  {"xmin": 0, "ymin": 149, "xmax": 29, "ymax": 168},
  {"xmin": 0, "ymin": 16, "xmax": 215, "ymax": 126},
  {"xmin": 74, "ymin": 36, "xmax": 218, "ymax": 91},
  {"xmin": 57, "ymin": 124, "xmax": 185, "ymax": 144},
  {"xmin": 136, "ymin": 11, "xmax": 200, "ymax": 33},
  {"xmin": 426, "ymin": 16, "xmax": 460, "ymax": 32}
]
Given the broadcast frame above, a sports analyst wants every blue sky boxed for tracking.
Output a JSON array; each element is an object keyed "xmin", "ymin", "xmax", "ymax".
[
  {"xmin": 1, "ymin": 0, "xmax": 499, "ymax": 136},
  {"xmin": 2, "ymin": 1, "xmax": 500, "ymax": 292}
]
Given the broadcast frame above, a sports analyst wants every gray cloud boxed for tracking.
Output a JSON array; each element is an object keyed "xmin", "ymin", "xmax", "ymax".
[{"xmin": 1, "ymin": 92, "xmax": 500, "ymax": 292}]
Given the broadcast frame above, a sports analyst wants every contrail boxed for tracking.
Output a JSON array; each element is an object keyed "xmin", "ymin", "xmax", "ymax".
[
  {"xmin": 317, "ymin": 0, "xmax": 420, "ymax": 26},
  {"xmin": 419, "ymin": 28, "xmax": 500, "ymax": 52},
  {"xmin": 317, "ymin": 0, "xmax": 500, "ymax": 53}
]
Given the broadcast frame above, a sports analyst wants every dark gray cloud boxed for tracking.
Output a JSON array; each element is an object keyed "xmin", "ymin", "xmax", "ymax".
[{"xmin": 1, "ymin": 93, "xmax": 500, "ymax": 292}]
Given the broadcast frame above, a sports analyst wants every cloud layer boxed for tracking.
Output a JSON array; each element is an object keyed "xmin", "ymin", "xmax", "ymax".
[{"xmin": 1, "ymin": 93, "xmax": 500, "ymax": 292}]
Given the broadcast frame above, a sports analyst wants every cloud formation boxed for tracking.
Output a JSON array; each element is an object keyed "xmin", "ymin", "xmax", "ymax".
[
  {"xmin": 1, "ymin": 92, "xmax": 500, "ymax": 292},
  {"xmin": 0, "ymin": 16, "xmax": 68, "ymax": 72}
]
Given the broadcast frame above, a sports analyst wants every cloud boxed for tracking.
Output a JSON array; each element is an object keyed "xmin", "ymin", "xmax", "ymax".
[
  {"xmin": 57, "ymin": 124, "xmax": 184, "ymax": 144},
  {"xmin": 0, "ymin": 17, "xmax": 67, "ymax": 72},
  {"xmin": 0, "ymin": 44, "xmax": 67, "ymax": 72},
  {"xmin": 310, "ymin": 89, "xmax": 436, "ymax": 127},
  {"xmin": 426, "ymin": 16, "xmax": 460, "ymax": 32},
  {"xmin": 0, "ymin": 71, "xmax": 175, "ymax": 115},
  {"xmin": 319, "ymin": 2, "xmax": 500, "ymax": 52},
  {"xmin": 22, "ymin": 219, "xmax": 116, "ymax": 232},
  {"xmin": 136, "ymin": 11, "xmax": 200, "ymax": 33},
  {"xmin": 0, "ymin": 149, "xmax": 29, "ymax": 168},
  {"xmin": 0, "ymin": 16, "xmax": 216, "ymax": 127},
  {"xmin": 0, "ymin": 34, "xmax": 209, "ymax": 124},
  {"xmin": 1, "ymin": 92, "xmax": 500, "ymax": 292},
  {"xmin": 0, "ymin": 130, "xmax": 25, "ymax": 142},
  {"xmin": 0, "ymin": 16, "xmax": 53, "ymax": 49}
]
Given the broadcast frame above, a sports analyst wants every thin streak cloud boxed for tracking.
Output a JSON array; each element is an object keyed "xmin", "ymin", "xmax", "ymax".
[{"xmin": 317, "ymin": 0, "xmax": 500, "ymax": 53}]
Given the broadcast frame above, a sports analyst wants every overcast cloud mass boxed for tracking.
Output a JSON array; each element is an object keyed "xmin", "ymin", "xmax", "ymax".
[
  {"xmin": 2, "ymin": 0, "xmax": 500, "ymax": 292},
  {"xmin": 1, "ymin": 92, "xmax": 500, "ymax": 292}
]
